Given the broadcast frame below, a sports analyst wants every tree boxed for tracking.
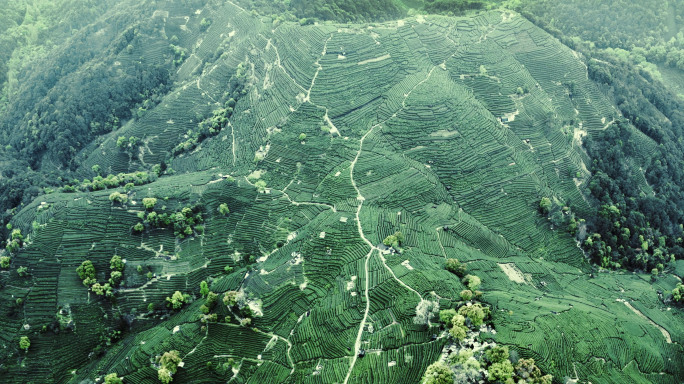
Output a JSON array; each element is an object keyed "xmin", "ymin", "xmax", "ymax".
[
  {"xmin": 459, "ymin": 303, "xmax": 487, "ymax": 327},
  {"xmin": 109, "ymin": 191, "xmax": 128, "ymax": 204},
  {"xmin": 486, "ymin": 345, "xmax": 509, "ymax": 364},
  {"xmin": 199, "ymin": 280, "xmax": 209, "ymax": 297},
  {"xmin": 514, "ymin": 358, "xmax": 552, "ymax": 384},
  {"xmin": 104, "ymin": 373, "xmax": 123, "ymax": 384},
  {"xmin": 460, "ymin": 289, "xmax": 473, "ymax": 301},
  {"xmin": 76, "ymin": 260, "xmax": 97, "ymax": 286},
  {"xmin": 142, "ymin": 197, "xmax": 157, "ymax": 210},
  {"xmin": 445, "ymin": 258, "xmax": 466, "ymax": 277},
  {"xmin": 673, "ymin": 283, "xmax": 684, "ymax": 302},
  {"xmin": 110, "ymin": 255, "xmax": 124, "ymax": 271},
  {"xmin": 19, "ymin": 336, "xmax": 30, "ymax": 351},
  {"xmin": 223, "ymin": 291, "xmax": 239, "ymax": 307},
  {"xmin": 439, "ymin": 308, "xmax": 458, "ymax": 327},
  {"xmin": 488, "ymin": 360, "xmax": 514, "ymax": 382},
  {"xmin": 382, "ymin": 231, "xmax": 403, "ymax": 248},
  {"xmin": 0, "ymin": 256, "xmax": 10, "ymax": 269},
  {"xmin": 298, "ymin": 133, "xmax": 307, "ymax": 141},
  {"xmin": 157, "ymin": 367, "xmax": 173, "ymax": 384},
  {"xmin": 157, "ymin": 350, "xmax": 182, "ymax": 379},
  {"xmin": 539, "ymin": 197, "xmax": 552, "ymax": 214},
  {"xmin": 422, "ymin": 361, "xmax": 453, "ymax": 384},
  {"xmin": 218, "ymin": 203, "xmax": 230, "ymax": 215},
  {"xmin": 166, "ymin": 291, "xmax": 189, "ymax": 309},
  {"xmin": 449, "ymin": 324, "xmax": 467, "ymax": 341},
  {"xmin": 462, "ymin": 274, "xmax": 481, "ymax": 289},
  {"xmin": 109, "ymin": 271, "xmax": 123, "ymax": 286},
  {"xmin": 199, "ymin": 17, "xmax": 212, "ymax": 31}
]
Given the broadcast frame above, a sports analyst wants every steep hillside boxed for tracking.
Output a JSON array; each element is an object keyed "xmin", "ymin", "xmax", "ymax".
[{"xmin": 0, "ymin": 2, "xmax": 682, "ymax": 384}]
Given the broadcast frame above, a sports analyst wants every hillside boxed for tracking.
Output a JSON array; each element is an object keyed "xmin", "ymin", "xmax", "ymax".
[{"xmin": 0, "ymin": 1, "xmax": 683, "ymax": 384}]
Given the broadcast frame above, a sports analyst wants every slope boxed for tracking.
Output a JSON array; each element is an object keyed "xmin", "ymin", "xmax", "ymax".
[{"xmin": 0, "ymin": 2, "xmax": 682, "ymax": 384}]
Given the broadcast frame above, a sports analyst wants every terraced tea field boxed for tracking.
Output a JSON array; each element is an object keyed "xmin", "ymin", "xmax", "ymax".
[{"xmin": 1, "ymin": 2, "xmax": 682, "ymax": 383}]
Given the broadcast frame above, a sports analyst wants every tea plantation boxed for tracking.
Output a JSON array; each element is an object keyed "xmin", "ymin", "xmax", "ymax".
[{"xmin": 0, "ymin": 1, "xmax": 682, "ymax": 383}]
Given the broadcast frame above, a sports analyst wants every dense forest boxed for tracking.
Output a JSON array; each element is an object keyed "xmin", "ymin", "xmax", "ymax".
[
  {"xmin": 514, "ymin": 2, "xmax": 684, "ymax": 273},
  {"xmin": 0, "ymin": 1, "xmax": 188, "ymax": 232}
]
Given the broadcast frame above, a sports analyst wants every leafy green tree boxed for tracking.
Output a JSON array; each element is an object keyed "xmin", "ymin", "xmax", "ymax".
[
  {"xmin": 110, "ymin": 255, "xmax": 124, "ymax": 272},
  {"xmin": 17, "ymin": 266, "xmax": 28, "ymax": 277},
  {"xmin": 158, "ymin": 367, "xmax": 173, "ymax": 384},
  {"xmin": 449, "ymin": 324, "xmax": 467, "ymax": 341},
  {"xmin": 133, "ymin": 222, "xmax": 145, "ymax": 232},
  {"xmin": 109, "ymin": 271, "xmax": 123, "ymax": 286},
  {"xmin": 206, "ymin": 291, "xmax": 218, "ymax": 307},
  {"xmin": 445, "ymin": 258, "xmax": 466, "ymax": 277},
  {"xmin": 460, "ymin": 289, "xmax": 473, "ymax": 301},
  {"xmin": 76, "ymin": 260, "xmax": 97, "ymax": 286},
  {"xmin": 200, "ymin": 280, "xmax": 209, "ymax": 297},
  {"xmin": 439, "ymin": 308, "xmax": 458, "ymax": 327},
  {"xmin": 116, "ymin": 136, "xmax": 127, "ymax": 148},
  {"xmin": 104, "ymin": 372, "xmax": 123, "ymax": 384},
  {"xmin": 514, "ymin": 358, "xmax": 552, "ymax": 384},
  {"xmin": 422, "ymin": 361, "xmax": 452, "ymax": 384},
  {"xmin": 0, "ymin": 256, "xmax": 10, "ymax": 269},
  {"xmin": 486, "ymin": 345, "xmax": 509, "ymax": 364},
  {"xmin": 19, "ymin": 336, "xmax": 30, "ymax": 351},
  {"xmin": 382, "ymin": 231, "xmax": 403, "ymax": 248},
  {"xmin": 218, "ymin": 203, "xmax": 230, "ymax": 215},
  {"xmin": 156, "ymin": 350, "xmax": 182, "ymax": 382},
  {"xmin": 199, "ymin": 17, "xmax": 212, "ymax": 31},
  {"xmin": 673, "ymin": 283, "xmax": 684, "ymax": 302},
  {"xmin": 488, "ymin": 360, "xmax": 514, "ymax": 382},
  {"xmin": 109, "ymin": 191, "xmax": 128, "ymax": 204},
  {"xmin": 459, "ymin": 303, "xmax": 487, "ymax": 327},
  {"xmin": 223, "ymin": 291, "xmax": 239, "ymax": 307},
  {"xmin": 462, "ymin": 274, "xmax": 481, "ymax": 289},
  {"xmin": 166, "ymin": 291, "xmax": 189, "ymax": 309},
  {"xmin": 224, "ymin": 265, "xmax": 234, "ymax": 274},
  {"xmin": 92, "ymin": 282, "xmax": 113, "ymax": 297},
  {"xmin": 255, "ymin": 180, "xmax": 267, "ymax": 192},
  {"xmin": 143, "ymin": 197, "xmax": 157, "ymax": 210},
  {"xmin": 298, "ymin": 133, "xmax": 307, "ymax": 141},
  {"xmin": 539, "ymin": 197, "xmax": 552, "ymax": 214}
]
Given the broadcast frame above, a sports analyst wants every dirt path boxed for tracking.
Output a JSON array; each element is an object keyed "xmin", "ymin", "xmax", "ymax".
[{"xmin": 618, "ymin": 299, "xmax": 672, "ymax": 343}]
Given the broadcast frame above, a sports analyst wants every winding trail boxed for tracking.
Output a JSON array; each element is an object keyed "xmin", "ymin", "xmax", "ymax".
[{"xmin": 343, "ymin": 66, "xmax": 436, "ymax": 384}]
